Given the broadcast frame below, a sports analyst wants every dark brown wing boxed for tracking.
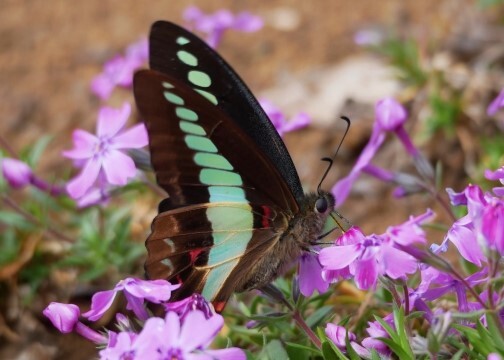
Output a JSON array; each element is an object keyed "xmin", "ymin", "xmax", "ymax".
[{"xmin": 134, "ymin": 70, "xmax": 297, "ymax": 305}]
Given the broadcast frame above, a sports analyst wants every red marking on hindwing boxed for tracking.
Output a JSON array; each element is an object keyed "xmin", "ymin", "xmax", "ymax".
[
  {"xmin": 189, "ymin": 249, "xmax": 204, "ymax": 263},
  {"xmin": 261, "ymin": 205, "xmax": 271, "ymax": 228},
  {"xmin": 213, "ymin": 301, "xmax": 227, "ymax": 313}
]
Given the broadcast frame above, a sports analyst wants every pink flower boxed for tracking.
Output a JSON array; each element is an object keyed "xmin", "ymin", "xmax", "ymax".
[
  {"xmin": 99, "ymin": 331, "xmax": 137, "ymax": 360},
  {"xmin": 331, "ymin": 121, "xmax": 386, "ymax": 206},
  {"xmin": 487, "ymin": 88, "xmax": 504, "ymax": 116},
  {"xmin": 325, "ymin": 323, "xmax": 356, "ymax": 349},
  {"xmin": 63, "ymin": 103, "xmax": 148, "ymax": 199},
  {"xmin": 43, "ymin": 302, "xmax": 107, "ymax": 343},
  {"xmin": 320, "ymin": 213, "xmax": 429, "ymax": 290},
  {"xmin": 183, "ymin": 6, "xmax": 263, "ymax": 48},
  {"xmin": 163, "ymin": 293, "xmax": 214, "ymax": 320},
  {"xmin": 83, "ymin": 278, "xmax": 180, "ymax": 322},
  {"xmin": 445, "ymin": 184, "xmax": 504, "ymax": 262},
  {"xmin": 361, "ymin": 319, "xmax": 392, "ymax": 355},
  {"xmin": 134, "ymin": 311, "xmax": 245, "ymax": 360},
  {"xmin": 43, "ymin": 302, "xmax": 80, "ymax": 333},
  {"xmin": 485, "ymin": 165, "xmax": 504, "ymax": 196},
  {"xmin": 1, "ymin": 158, "xmax": 33, "ymax": 188},
  {"xmin": 482, "ymin": 200, "xmax": 504, "ymax": 255},
  {"xmin": 419, "ymin": 267, "xmax": 488, "ymax": 312},
  {"xmin": 259, "ymin": 99, "xmax": 310, "ymax": 137},
  {"xmin": 375, "ymin": 97, "xmax": 407, "ymax": 131},
  {"xmin": 332, "ymin": 98, "xmax": 433, "ymax": 205},
  {"xmin": 298, "ymin": 252, "xmax": 329, "ymax": 297},
  {"xmin": 91, "ymin": 38, "xmax": 148, "ymax": 100}
]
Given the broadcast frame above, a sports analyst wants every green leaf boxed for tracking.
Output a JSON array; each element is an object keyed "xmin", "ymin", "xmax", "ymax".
[
  {"xmin": 453, "ymin": 324, "xmax": 491, "ymax": 355},
  {"xmin": 25, "ymin": 135, "xmax": 53, "ymax": 166},
  {"xmin": 374, "ymin": 316, "xmax": 401, "ymax": 344},
  {"xmin": 451, "ymin": 349, "xmax": 465, "ymax": 360},
  {"xmin": 370, "ymin": 349, "xmax": 381, "ymax": 360},
  {"xmin": 0, "ymin": 211, "xmax": 34, "ymax": 230},
  {"xmin": 284, "ymin": 342, "xmax": 320, "ymax": 354},
  {"xmin": 263, "ymin": 340, "xmax": 289, "ymax": 360},
  {"xmin": 321, "ymin": 340, "xmax": 347, "ymax": 360},
  {"xmin": 378, "ymin": 337, "xmax": 413, "ymax": 360},
  {"xmin": 345, "ymin": 333, "xmax": 361, "ymax": 360},
  {"xmin": 486, "ymin": 312, "xmax": 504, "ymax": 352},
  {"xmin": 306, "ymin": 305, "xmax": 334, "ymax": 328}
]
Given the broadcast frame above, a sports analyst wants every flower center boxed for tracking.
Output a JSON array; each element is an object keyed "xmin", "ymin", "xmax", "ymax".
[
  {"xmin": 163, "ymin": 348, "xmax": 184, "ymax": 360},
  {"xmin": 94, "ymin": 136, "xmax": 112, "ymax": 157}
]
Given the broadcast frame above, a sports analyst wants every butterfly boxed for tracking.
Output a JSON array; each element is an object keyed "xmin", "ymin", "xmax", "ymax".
[{"xmin": 133, "ymin": 21, "xmax": 338, "ymax": 312}]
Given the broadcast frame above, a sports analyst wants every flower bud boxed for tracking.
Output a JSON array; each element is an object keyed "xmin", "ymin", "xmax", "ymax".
[{"xmin": 1, "ymin": 158, "xmax": 33, "ymax": 189}]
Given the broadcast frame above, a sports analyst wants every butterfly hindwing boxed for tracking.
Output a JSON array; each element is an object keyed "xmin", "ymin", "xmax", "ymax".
[{"xmin": 148, "ymin": 21, "xmax": 304, "ymax": 203}]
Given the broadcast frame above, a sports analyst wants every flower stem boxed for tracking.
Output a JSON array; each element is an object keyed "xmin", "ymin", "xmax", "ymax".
[{"xmin": 292, "ymin": 310, "xmax": 321, "ymax": 349}]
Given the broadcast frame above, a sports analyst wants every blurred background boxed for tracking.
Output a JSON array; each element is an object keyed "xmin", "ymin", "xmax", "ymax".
[{"xmin": 1, "ymin": 0, "xmax": 504, "ymax": 358}]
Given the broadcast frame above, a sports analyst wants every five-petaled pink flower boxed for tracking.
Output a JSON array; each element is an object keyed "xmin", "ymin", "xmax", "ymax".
[
  {"xmin": 133, "ymin": 311, "xmax": 246, "ymax": 360},
  {"xmin": 83, "ymin": 277, "xmax": 180, "ymax": 322},
  {"xmin": 259, "ymin": 99, "xmax": 311, "ymax": 137},
  {"xmin": 485, "ymin": 165, "xmax": 504, "ymax": 196},
  {"xmin": 91, "ymin": 38, "xmax": 148, "ymax": 100},
  {"xmin": 183, "ymin": 6, "xmax": 263, "ymax": 48},
  {"xmin": 43, "ymin": 302, "xmax": 107, "ymax": 344},
  {"xmin": 320, "ymin": 211, "xmax": 431, "ymax": 290},
  {"xmin": 63, "ymin": 103, "xmax": 148, "ymax": 199}
]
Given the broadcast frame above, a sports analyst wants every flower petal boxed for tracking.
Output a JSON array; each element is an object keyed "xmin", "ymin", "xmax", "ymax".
[
  {"xmin": 203, "ymin": 348, "xmax": 247, "ymax": 360},
  {"xmin": 380, "ymin": 245, "xmax": 418, "ymax": 279},
  {"xmin": 1, "ymin": 158, "xmax": 33, "ymax": 188},
  {"xmin": 96, "ymin": 103, "xmax": 131, "ymax": 138},
  {"xmin": 447, "ymin": 224, "xmax": 485, "ymax": 266},
  {"xmin": 319, "ymin": 244, "xmax": 361, "ymax": 270},
  {"xmin": 43, "ymin": 302, "xmax": 80, "ymax": 333},
  {"xmin": 82, "ymin": 290, "xmax": 117, "ymax": 321},
  {"xmin": 102, "ymin": 150, "xmax": 136, "ymax": 185},
  {"xmin": 298, "ymin": 253, "xmax": 328, "ymax": 296},
  {"xmin": 111, "ymin": 123, "xmax": 149, "ymax": 149},
  {"xmin": 375, "ymin": 97, "xmax": 407, "ymax": 131},
  {"xmin": 123, "ymin": 278, "xmax": 180, "ymax": 303},
  {"xmin": 180, "ymin": 311, "xmax": 223, "ymax": 351},
  {"xmin": 353, "ymin": 257, "xmax": 378, "ymax": 290},
  {"xmin": 66, "ymin": 158, "xmax": 102, "ymax": 199}
]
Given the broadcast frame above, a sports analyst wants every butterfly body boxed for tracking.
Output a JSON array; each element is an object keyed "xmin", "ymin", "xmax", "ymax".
[
  {"xmin": 134, "ymin": 21, "xmax": 336, "ymax": 309},
  {"xmin": 234, "ymin": 191, "xmax": 335, "ymax": 293}
]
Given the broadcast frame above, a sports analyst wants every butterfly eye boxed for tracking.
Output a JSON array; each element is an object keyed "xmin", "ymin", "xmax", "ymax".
[{"xmin": 315, "ymin": 197, "xmax": 328, "ymax": 213}]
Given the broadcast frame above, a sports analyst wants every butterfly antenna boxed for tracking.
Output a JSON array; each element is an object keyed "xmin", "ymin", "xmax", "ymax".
[{"xmin": 316, "ymin": 116, "xmax": 351, "ymax": 195}]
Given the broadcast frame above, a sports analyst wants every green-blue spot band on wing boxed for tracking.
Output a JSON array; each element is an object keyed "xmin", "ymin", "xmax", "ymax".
[
  {"xmin": 200, "ymin": 169, "xmax": 243, "ymax": 186},
  {"xmin": 175, "ymin": 107, "xmax": 198, "ymax": 121},
  {"xmin": 195, "ymin": 89, "xmax": 218, "ymax": 105},
  {"xmin": 177, "ymin": 50, "xmax": 198, "ymax": 66},
  {"xmin": 194, "ymin": 153, "xmax": 233, "ymax": 171},
  {"xmin": 162, "ymin": 81, "xmax": 174, "ymax": 89},
  {"xmin": 202, "ymin": 259, "xmax": 239, "ymax": 300},
  {"xmin": 188, "ymin": 70, "xmax": 212, "ymax": 88},
  {"xmin": 176, "ymin": 36, "xmax": 190, "ymax": 45},
  {"xmin": 202, "ymin": 204, "xmax": 254, "ymax": 300},
  {"xmin": 184, "ymin": 135, "xmax": 218, "ymax": 153},
  {"xmin": 164, "ymin": 91, "xmax": 185, "ymax": 105},
  {"xmin": 180, "ymin": 121, "xmax": 206, "ymax": 136},
  {"xmin": 208, "ymin": 186, "xmax": 247, "ymax": 203},
  {"xmin": 208, "ymin": 232, "xmax": 251, "ymax": 265}
]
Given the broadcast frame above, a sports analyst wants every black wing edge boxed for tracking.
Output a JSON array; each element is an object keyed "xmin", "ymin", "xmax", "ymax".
[{"xmin": 148, "ymin": 20, "xmax": 305, "ymax": 203}]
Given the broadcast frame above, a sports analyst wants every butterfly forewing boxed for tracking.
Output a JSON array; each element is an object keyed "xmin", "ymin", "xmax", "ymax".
[{"xmin": 148, "ymin": 21, "xmax": 304, "ymax": 203}]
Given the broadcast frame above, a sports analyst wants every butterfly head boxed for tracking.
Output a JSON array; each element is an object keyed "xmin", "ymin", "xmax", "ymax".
[{"xmin": 314, "ymin": 191, "xmax": 335, "ymax": 215}]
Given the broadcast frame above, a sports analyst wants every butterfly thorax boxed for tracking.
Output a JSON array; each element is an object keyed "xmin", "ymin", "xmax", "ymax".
[{"xmin": 235, "ymin": 191, "xmax": 335, "ymax": 292}]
